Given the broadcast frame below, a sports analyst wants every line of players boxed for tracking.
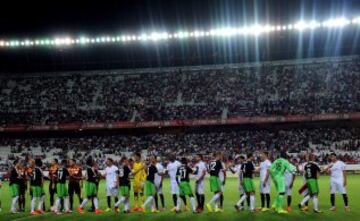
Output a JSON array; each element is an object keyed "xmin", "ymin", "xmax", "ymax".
[{"xmin": 3, "ymin": 150, "xmax": 350, "ymax": 215}]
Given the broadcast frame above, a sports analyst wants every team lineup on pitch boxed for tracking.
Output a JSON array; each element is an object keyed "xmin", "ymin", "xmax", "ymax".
[{"xmin": 0, "ymin": 151, "xmax": 358, "ymax": 221}]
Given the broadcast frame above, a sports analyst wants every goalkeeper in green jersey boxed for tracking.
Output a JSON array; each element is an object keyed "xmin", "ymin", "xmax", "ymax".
[{"xmin": 269, "ymin": 151, "xmax": 296, "ymax": 214}]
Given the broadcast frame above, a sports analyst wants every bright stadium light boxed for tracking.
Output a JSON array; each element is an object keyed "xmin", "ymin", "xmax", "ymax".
[
  {"xmin": 249, "ymin": 25, "xmax": 264, "ymax": 35},
  {"xmin": 308, "ymin": 21, "xmax": 321, "ymax": 29},
  {"xmin": 294, "ymin": 21, "xmax": 307, "ymax": 31},
  {"xmin": 352, "ymin": 17, "xmax": 360, "ymax": 24},
  {"xmin": 139, "ymin": 34, "xmax": 148, "ymax": 41},
  {"xmin": 1, "ymin": 16, "xmax": 360, "ymax": 49},
  {"xmin": 176, "ymin": 31, "xmax": 189, "ymax": 38},
  {"xmin": 322, "ymin": 17, "xmax": 350, "ymax": 27}
]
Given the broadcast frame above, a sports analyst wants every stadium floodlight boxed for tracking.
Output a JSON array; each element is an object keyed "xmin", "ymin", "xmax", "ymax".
[
  {"xmin": 194, "ymin": 31, "xmax": 201, "ymax": 37},
  {"xmin": 176, "ymin": 31, "xmax": 189, "ymax": 39},
  {"xmin": 126, "ymin": 36, "xmax": 132, "ymax": 41},
  {"xmin": 352, "ymin": 17, "xmax": 360, "ymax": 24},
  {"xmin": 219, "ymin": 28, "xmax": 238, "ymax": 36},
  {"xmin": 25, "ymin": 40, "xmax": 32, "ymax": 46},
  {"xmin": 79, "ymin": 37, "xmax": 88, "ymax": 44},
  {"xmin": 249, "ymin": 25, "xmax": 264, "ymax": 35},
  {"xmin": 10, "ymin": 41, "xmax": 20, "ymax": 47},
  {"xmin": 308, "ymin": 21, "xmax": 321, "ymax": 29},
  {"xmin": 139, "ymin": 34, "xmax": 148, "ymax": 41},
  {"xmin": 262, "ymin": 25, "xmax": 272, "ymax": 33},
  {"xmin": 151, "ymin": 32, "xmax": 170, "ymax": 40},
  {"xmin": 1, "ymin": 16, "xmax": 360, "ymax": 49},
  {"xmin": 65, "ymin": 38, "xmax": 72, "ymax": 45},
  {"xmin": 294, "ymin": 21, "xmax": 308, "ymax": 31},
  {"xmin": 322, "ymin": 17, "xmax": 350, "ymax": 27},
  {"xmin": 150, "ymin": 32, "xmax": 160, "ymax": 40}
]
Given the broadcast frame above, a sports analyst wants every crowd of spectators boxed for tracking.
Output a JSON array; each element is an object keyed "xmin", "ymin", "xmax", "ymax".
[
  {"xmin": 0, "ymin": 127, "xmax": 359, "ymax": 171},
  {"xmin": 0, "ymin": 56, "xmax": 359, "ymax": 125}
]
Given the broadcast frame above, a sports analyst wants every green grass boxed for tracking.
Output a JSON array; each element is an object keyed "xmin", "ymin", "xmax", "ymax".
[{"xmin": 1, "ymin": 176, "xmax": 359, "ymax": 221}]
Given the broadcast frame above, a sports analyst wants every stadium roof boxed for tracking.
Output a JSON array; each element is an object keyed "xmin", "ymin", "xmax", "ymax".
[{"xmin": 1, "ymin": 0, "xmax": 360, "ymax": 72}]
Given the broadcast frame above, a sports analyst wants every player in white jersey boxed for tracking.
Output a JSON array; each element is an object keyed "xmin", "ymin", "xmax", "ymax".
[
  {"xmin": 257, "ymin": 151, "xmax": 271, "ymax": 211},
  {"xmin": 218, "ymin": 154, "xmax": 226, "ymax": 211},
  {"xmin": 166, "ymin": 155, "xmax": 187, "ymax": 211},
  {"xmin": 284, "ymin": 158, "xmax": 296, "ymax": 212},
  {"xmin": 325, "ymin": 153, "xmax": 349, "ymax": 212},
  {"xmin": 154, "ymin": 157, "xmax": 165, "ymax": 211},
  {"xmin": 193, "ymin": 154, "xmax": 207, "ymax": 212},
  {"xmin": 104, "ymin": 158, "xmax": 119, "ymax": 212},
  {"xmin": 230, "ymin": 155, "xmax": 247, "ymax": 211}
]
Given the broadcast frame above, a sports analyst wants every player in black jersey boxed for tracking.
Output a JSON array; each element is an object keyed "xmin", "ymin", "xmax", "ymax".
[
  {"xmin": 53, "ymin": 160, "xmax": 71, "ymax": 214},
  {"xmin": 29, "ymin": 159, "xmax": 46, "ymax": 215},
  {"xmin": 9, "ymin": 160, "xmax": 21, "ymax": 213},
  {"xmin": 206, "ymin": 152, "xmax": 224, "ymax": 212},
  {"xmin": 230, "ymin": 155, "xmax": 250, "ymax": 211},
  {"xmin": 142, "ymin": 156, "xmax": 158, "ymax": 213},
  {"xmin": 298, "ymin": 154, "xmax": 322, "ymax": 213},
  {"xmin": 114, "ymin": 157, "xmax": 132, "ymax": 213},
  {"xmin": 175, "ymin": 158, "xmax": 198, "ymax": 213},
  {"xmin": 18, "ymin": 161, "xmax": 27, "ymax": 212},
  {"xmin": 68, "ymin": 159, "xmax": 83, "ymax": 211},
  {"xmin": 236, "ymin": 153, "xmax": 256, "ymax": 212},
  {"xmin": 77, "ymin": 157, "xmax": 103, "ymax": 214}
]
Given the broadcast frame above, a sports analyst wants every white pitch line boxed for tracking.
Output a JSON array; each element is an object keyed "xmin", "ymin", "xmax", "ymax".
[{"xmin": 12, "ymin": 213, "xmax": 52, "ymax": 221}]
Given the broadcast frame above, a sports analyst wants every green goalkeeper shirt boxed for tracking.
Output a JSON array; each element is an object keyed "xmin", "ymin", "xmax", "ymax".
[{"xmin": 269, "ymin": 158, "xmax": 296, "ymax": 177}]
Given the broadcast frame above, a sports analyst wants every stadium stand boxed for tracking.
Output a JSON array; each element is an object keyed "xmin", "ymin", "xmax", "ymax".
[
  {"xmin": 0, "ymin": 56, "xmax": 359, "ymax": 125},
  {"xmin": 0, "ymin": 56, "xmax": 360, "ymax": 170},
  {"xmin": 0, "ymin": 127, "xmax": 359, "ymax": 170}
]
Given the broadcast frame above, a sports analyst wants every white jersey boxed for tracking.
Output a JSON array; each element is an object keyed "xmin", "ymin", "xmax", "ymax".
[
  {"xmin": 232, "ymin": 164, "xmax": 243, "ymax": 182},
  {"xmin": 259, "ymin": 159, "xmax": 271, "ymax": 181},
  {"xmin": 330, "ymin": 160, "xmax": 346, "ymax": 182},
  {"xmin": 155, "ymin": 162, "xmax": 165, "ymax": 184},
  {"xmin": 194, "ymin": 161, "xmax": 207, "ymax": 181},
  {"xmin": 284, "ymin": 170, "xmax": 294, "ymax": 185},
  {"xmin": 167, "ymin": 160, "xmax": 181, "ymax": 181},
  {"xmin": 299, "ymin": 162, "xmax": 307, "ymax": 181},
  {"xmin": 219, "ymin": 162, "xmax": 226, "ymax": 183},
  {"xmin": 105, "ymin": 165, "xmax": 119, "ymax": 188}
]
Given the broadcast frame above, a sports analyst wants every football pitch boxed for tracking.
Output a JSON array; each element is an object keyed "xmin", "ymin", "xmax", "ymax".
[{"xmin": 1, "ymin": 175, "xmax": 359, "ymax": 221}]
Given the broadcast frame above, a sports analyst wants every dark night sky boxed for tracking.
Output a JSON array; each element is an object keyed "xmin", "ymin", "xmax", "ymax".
[
  {"xmin": 1, "ymin": 0, "xmax": 360, "ymax": 37},
  {"xmin": 1, "ymin": 0, "xmax": 360, "ymax": 72}
]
